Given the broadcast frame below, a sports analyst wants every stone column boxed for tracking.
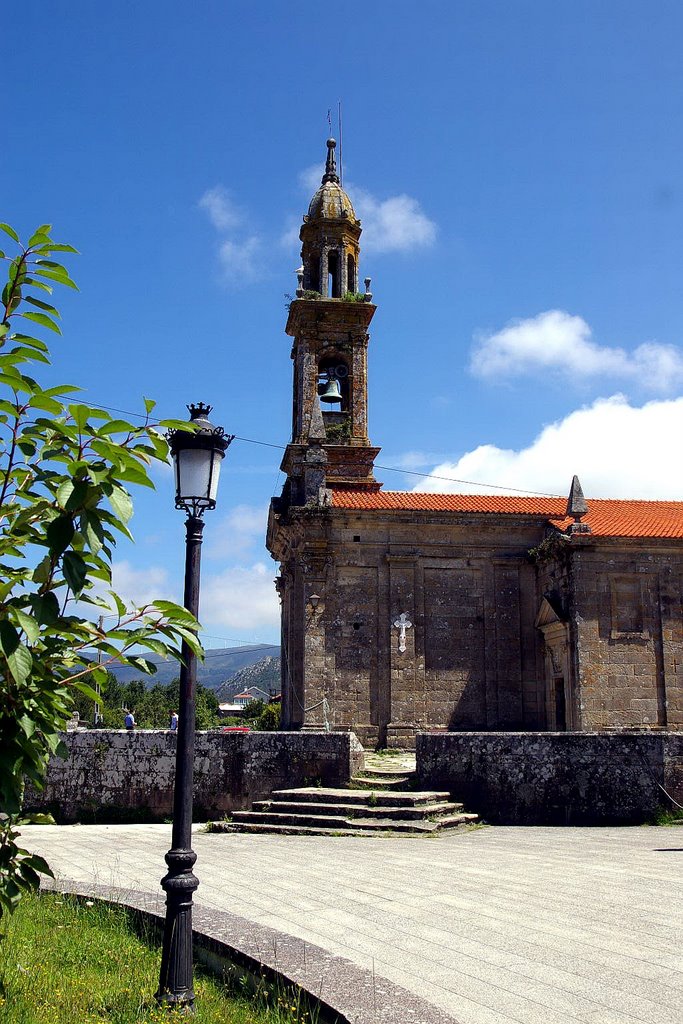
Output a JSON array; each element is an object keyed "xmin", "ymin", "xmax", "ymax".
[
  {"xmin": 386, "ymin": 556, "xmax": 419, "ymax": 749},
  {"xmin": 661, "ymin": 569, "xmax": 683, "ymax": 727},
  {"xmin": 320, "ymin": 247, "xmax": 329, "ymax": 298},
  {"xmin": 492, "ymin": 561, "xmax": 524, "ymax": 727},
  {"xmin": 300, "ymin": 552, "xmax": 329, "ymax": 729},
  {"xmin": 340, "ymin": 246, "xmax": 347, "ymax": 296},
  {"xmin": 350, "ymin": 336, "xmax": 368, "ymax": 442},
  {"xmin": 275, "ymin": 573, "xmax": 292, "ymax": 728},
  {"xmin": 296, "ymin": 348, "xmax": 317, "ymax": 444}
]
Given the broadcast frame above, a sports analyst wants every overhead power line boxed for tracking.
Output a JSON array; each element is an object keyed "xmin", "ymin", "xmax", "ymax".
[{"xmin": 36, "ymin": 395, "xmax": 563, "ymax": 498}]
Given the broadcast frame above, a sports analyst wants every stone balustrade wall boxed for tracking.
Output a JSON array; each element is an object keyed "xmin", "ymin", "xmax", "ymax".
[
  {"xmin": 417, "ymin": 731, "xmax": 683, "ymax": 824},
  {"xmin": 24, "ymin": 729, "xmax": 364, "ymax": 823}
]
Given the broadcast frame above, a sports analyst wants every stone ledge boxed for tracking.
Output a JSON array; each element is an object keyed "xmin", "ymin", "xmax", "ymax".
[{"xmin": 41, "ymin": 878, "xmax": 459, "ymax": 1024}]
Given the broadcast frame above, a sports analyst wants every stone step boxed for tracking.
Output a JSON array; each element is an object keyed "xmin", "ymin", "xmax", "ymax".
[
  {"xmin": 212, "ymin": 822, "xmax": 382, "ymax": 837},
  {"xmin": 227, "ymin": 810, "xmax": 478, "ymax": 834},
  {"xmin": 357, "ymin": 766, "xmax": 416, "ymax": 779},
  {"xmin": 269, "ymin": 787, "xmax": 450, "ymax": 807},
  {"xmin": 350, "ymin": 775, "xmax": 412, "ymax": 790},
  {"xmin": 251, "ymin": 799, "xmax": 462, "ymax": 820},
  {"xmin": 215, "ymin": 778, "xmax": 479, "ymax": 839}
]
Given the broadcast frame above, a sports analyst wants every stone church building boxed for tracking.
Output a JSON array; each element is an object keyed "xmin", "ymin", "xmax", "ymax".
[{"xmin": 267, "ymin": 139, "xmax": 683, "ymax": 748}]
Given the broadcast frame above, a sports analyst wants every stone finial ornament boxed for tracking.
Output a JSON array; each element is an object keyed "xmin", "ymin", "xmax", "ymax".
[
  {"xmin": 307, "ymin": 394, "xmax": 327, "ymax": 443},
  {"xmin": 566, "ymin": 474, "xmax": 591, "ymax": 535},
  {"xmin": 322, "ymin": 137, "xmax": 339, "ymax": 184}
]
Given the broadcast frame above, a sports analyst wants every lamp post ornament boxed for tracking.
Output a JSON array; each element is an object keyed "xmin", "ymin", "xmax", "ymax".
[{"xmin": 156, "ymin": 404, "xmax": 232, "ymax": 1010}]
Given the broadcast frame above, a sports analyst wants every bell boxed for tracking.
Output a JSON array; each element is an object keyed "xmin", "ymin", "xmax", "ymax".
[{"xmin": 320, "ymin": 378, "xmax": 342, "ymax": 404}]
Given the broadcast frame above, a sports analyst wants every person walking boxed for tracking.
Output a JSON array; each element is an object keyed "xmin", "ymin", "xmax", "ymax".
[
  {"xmin": 169, "ymin": 710, "xmax": 178, "ymax": 732},
  {"xmin": 124, "ymin": 708, "xmax": 135, "ymax": 730}
]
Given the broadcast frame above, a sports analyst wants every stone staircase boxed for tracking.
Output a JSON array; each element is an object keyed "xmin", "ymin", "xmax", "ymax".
[{"xmin": 214, "ymin": 751, "xmax": 478, "ymax": 837}]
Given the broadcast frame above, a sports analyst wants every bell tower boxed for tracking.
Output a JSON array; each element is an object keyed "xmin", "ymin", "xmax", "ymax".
[{"xmin": 281, "ymin": 138, "xmax": 380, "ymax": 502}]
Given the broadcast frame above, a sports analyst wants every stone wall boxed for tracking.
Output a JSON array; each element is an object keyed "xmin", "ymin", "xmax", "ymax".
[
  {"xmin": 572, "ymin": 545, "xmax": 683, "ymax": 730},
  {"xmin": 417, "ymin": 731, "xmax": 683, "ymax": 824},
  {"xmin": 273, "ymin": 508, "xmax": 553, "ymax": 748},
  {"xmin": 538, "ymin": 541, "xmax": 683, "ymax": 733},
  {"xmin": 24, "ymin": 730, "xmax": 364, "ymax": 824}
]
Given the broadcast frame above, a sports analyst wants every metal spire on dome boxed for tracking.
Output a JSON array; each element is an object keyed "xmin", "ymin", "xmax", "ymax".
[{"xmin": 322, "ymin": 138, "xmax": 339, "ymax": 184}]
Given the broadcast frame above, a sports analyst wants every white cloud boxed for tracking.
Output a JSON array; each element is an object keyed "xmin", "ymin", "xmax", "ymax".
[
  {"xmin": 414, "ymin": 394, "xmax": 683, "ymax": 499},
  {"xmin": 217, "ymin": 235, "xmax": 261, "ymax": 284},
  {"xmin": 471, "ymin": 310, "xmax": 683, "ymax": 393},
  {"xmin": 198, "ymin": 185, "xmax": 262, "ymax": 286},
  {"xmin": 299, "ymin": 163, "xmax": 324, "ymax": 191},
  {"xmin": 198, "ymin": 186, "xmax": 243, "ymax": 231},
  {"xmin": 111, "ymin": 561, "xmax": 175, "ymax": 608},
  {"xmin": 201, "ymin": 562, "xmax": 280, "ymax": 631},
  {"xmin": 352, "ymin": 189, "xmax": 437, "ymax": 254},
  {"xmin": 207, "ymin": 504, "xmax": 268, "ymax": 559},
  {"xmin": 279, "ymin": 216, "xmax": 300, "ymax": 252}
]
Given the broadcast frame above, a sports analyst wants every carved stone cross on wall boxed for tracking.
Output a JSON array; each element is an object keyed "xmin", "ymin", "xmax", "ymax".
[{"xmin": 393, "ymin": 612, "xmax": 413, "ymax": 653}]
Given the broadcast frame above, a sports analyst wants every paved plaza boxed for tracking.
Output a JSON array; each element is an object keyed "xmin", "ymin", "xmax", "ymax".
[{"xmin": 22, "ymin": 823, "xmax": 683, "ymax": 1024}]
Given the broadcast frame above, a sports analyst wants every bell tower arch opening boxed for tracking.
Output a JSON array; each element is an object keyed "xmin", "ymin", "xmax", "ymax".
[
  {"xmin": 347, "ymin": 253, "xmax": 356, "ymax": 293},
  {"xmin": 318, "ymin": 355, "xmax": 350, "ymax": 412},
  {"xmin": 306, "ymin": 250, "xmax": 321, "ymax": 293},
  {"xmin": 328, "ymin": 249, "xmax": 341, "ymax": 298}
]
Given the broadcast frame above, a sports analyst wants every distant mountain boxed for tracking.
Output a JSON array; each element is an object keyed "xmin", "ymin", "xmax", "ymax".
[
  {"xmin": 109, "ymin": 644, "xmax": 280, "ymax": 690},
  {"xmin": 216, "ymin": 656, "xmax": 281, "ymax": 702}
]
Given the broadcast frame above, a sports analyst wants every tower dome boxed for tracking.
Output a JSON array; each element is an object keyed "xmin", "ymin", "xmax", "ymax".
[
  {"xmin": 307, "ymin": 139, "xmax": 357, "ymax": 222},
  {"xmin": 299, "ymin": 138, "xmax": 362, "ymax": 298}
]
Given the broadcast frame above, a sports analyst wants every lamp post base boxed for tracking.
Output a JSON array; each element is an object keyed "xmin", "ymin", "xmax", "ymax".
[{"xmin": 155, "ymin": 846, "xmax": 199, "ymax": 1007}]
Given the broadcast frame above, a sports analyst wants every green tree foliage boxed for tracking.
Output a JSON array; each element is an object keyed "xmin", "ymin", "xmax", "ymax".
[
  {"xmin": 240, "ymin": 699, "xmax": 281, "ymax": 731},
  {"xmin": 74, "ymin": 674, "xmax": 220, "ymax": 730},
  {"xmin": 0, "ymin": 223, "xmax": 203, "ymax": 917}
]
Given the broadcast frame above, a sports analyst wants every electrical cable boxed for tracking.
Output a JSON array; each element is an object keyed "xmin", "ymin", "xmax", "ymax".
[{"xmin": 27, "ymin": 394, "xmax": 565, "ymax": 498}]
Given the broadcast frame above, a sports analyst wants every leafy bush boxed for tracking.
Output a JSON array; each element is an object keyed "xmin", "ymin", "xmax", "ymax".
[
  {"xmin": 254, "ymin": 702, "xmax": 281, "ymax": 731},
  {"xmin": 0, "ymin": 223, "xmax": 202, "ymax": 916},
  {"xmin": 324, "ymin": 419, "xmax": 350, "ymax": 443},
  {"xmin": 240, "ymin": 699, "xmax": 280, "ymax": 731}
]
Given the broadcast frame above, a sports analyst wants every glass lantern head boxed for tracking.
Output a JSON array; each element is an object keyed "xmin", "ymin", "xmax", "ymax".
[{"xmin": 168, "ymin": 403, "xmax": 232, "ymax": 517}]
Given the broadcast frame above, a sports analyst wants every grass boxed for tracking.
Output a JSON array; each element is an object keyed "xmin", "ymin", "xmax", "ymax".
[
  {"xmin": 0, "ymin": 893, "xmax": 317, "ymax": 1024},
  {"xmin": 651, "ymin": 806, "xmax": 683, "ymax": 826}
]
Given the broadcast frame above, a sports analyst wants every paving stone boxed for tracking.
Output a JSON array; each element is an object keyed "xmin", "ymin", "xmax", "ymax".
[{"xmin": 21, "ymin": 823, "xmax": 683, "ymax": 1024}]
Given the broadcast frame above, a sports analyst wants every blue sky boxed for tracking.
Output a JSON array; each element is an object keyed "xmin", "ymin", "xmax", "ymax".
[{"xmin": 4, "ymin": 2, "xmax": 683, "ymax": 646}]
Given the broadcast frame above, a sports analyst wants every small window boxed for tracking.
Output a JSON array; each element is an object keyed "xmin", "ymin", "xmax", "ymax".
[{"xmin": 353, "ymin": 535, "xmax": 361, "ymax": 542}]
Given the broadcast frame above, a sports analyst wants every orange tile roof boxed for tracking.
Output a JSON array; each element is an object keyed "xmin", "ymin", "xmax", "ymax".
[{"xmin": 330, "ymin": 490, "xmax": 683, "ymax": 539}]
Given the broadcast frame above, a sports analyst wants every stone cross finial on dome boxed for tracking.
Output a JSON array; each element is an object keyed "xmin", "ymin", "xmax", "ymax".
[
  {"xmin": 322, "ymin": 138, "xmax": 339, "ymax": 184},
  {"xmin": 566, "ymin": 475, "xmax": 591, "ymax": 535}
]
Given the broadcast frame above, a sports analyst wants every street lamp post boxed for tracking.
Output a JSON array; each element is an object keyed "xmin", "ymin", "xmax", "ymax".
[{"xmin": 156, "ymin": 403, "xmax": 233, "ymax": 1009}]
